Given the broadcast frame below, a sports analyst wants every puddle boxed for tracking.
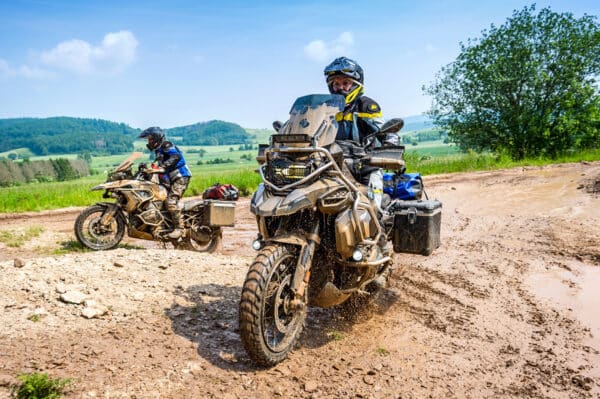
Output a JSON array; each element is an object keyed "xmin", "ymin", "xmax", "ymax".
[{"xmin": 526, "ymin": 265, "xmax": 600, "ymax": 350}]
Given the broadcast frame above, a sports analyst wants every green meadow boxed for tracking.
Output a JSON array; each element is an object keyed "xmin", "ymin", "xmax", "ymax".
[{"xmin": 1, "ymin": 139, "xmax": 598, "ymax": 213}]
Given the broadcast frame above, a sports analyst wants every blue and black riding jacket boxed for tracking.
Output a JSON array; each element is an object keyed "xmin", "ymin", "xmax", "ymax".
[{"xmin": 155, "ymin": 141, "xmax": 192, "ymax": 181}]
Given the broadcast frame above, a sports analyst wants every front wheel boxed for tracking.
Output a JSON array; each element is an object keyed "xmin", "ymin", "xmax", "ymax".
[
  {"xmin": 74, "ymin": 205, "xmax": 125, "ymax": 250},
  {"xmin": 239, "ymin": 245, "xmax": 306, "ymax": 366}
]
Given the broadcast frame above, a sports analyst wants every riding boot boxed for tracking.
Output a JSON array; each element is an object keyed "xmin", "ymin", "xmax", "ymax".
[{"xmin": 167, "ymin": 209, "xmax": 183, "ymax": 239}]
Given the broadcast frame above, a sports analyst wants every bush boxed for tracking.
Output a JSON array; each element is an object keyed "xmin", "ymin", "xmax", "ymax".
[
  {"xmin": 13, "ymin": 372, "xmax": 71, "ymax": 399},
  {"xmin": 0, "ymin": 158, "xmax": 89, "ymax": 186}
]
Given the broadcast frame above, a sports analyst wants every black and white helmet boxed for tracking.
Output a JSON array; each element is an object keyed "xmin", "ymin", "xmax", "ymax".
[
  {"xmin": 139, "ymin": 126, "xmax": 164, "ymax": 150},
  {"xmin": 324, "ymin": 56, "xmax": 364, "ymax": 84},
  {"xmin": 324, "ymin": 57, "xmax": 365, "ymax": 104}
]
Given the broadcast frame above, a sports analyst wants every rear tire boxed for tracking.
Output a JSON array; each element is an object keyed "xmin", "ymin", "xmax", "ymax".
[
  {"xmin": 178, "ymin": 227, "xmax": 222, "ymax": 253},
  {"xmin": 74, "ymin": 205, "xmax": 125, "ymax": 250},
  {"xmin": 239, "ymin": 245, "xmax": 306, "ymax": 366}
]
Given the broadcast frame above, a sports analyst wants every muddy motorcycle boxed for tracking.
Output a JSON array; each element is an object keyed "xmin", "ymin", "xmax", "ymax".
[
  {"xmin": 74, "ymin": 152, "xmax": 234, "ymax": 252},
  {"xmin": 238, "ymin": 94, "xmax": 411, "ymax": 365}
]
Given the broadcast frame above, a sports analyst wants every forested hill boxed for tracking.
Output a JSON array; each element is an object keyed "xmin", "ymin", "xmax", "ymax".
[
  {"xmin": 0, "ymin": 117, "xmax": 137, "ymax": 155},
  {"xmin": 0, "ymin": 117, "xmax": 252, "ymax": 155},
  {"xmin": 166, "ymin": 120, "xmax": 251, "ymax": 145},
  {"xmin": 402, "ymin": 115, "xmax": 434, "ymax": 132}
]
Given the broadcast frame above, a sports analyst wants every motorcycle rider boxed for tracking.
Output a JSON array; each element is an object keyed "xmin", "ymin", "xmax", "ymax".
[
  {"xmin": 324, "ymin": 56, "xmax": 384, "ymax": 144},
  {"xmin": 325, "ymin": 57, "xmax": 397, "ymax": 279},
  {"xmin": 324, "ymin": 56, "xmax": 399, "ymax": 206},
  {"xmin": 139, "ymin": 126, "xmax": 192, "ymax": 239}
]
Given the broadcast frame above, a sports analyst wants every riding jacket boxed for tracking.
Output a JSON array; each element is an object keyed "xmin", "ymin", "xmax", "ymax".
[
  {"xmin": 335, "ymin": 95, "xmax": 384, "ymax": 143},
  {"xmin": 154, "ymin": 141, "xmax": 192, "ymax": 181}
]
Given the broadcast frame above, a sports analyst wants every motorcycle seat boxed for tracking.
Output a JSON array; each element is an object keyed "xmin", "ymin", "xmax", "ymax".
[{"xmin": 183, "ymin": 199, "xmax": 205, "ymax": 211}]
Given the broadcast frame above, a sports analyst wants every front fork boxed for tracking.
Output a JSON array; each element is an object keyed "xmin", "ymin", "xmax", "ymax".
[
  {"xmin": 289, "ymin": 223, "xmax": 320, "ymax": 310},
  {"xmin": 98, "ymin": 203, "xmax": 123, "ymax": 230}
]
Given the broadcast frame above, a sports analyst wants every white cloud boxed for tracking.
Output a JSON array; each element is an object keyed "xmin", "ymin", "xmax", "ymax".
[
  {"xmin": 0, "ymin": 58, "xmax": 54, "ymax": 79},
  {"xmin": 40, "ymin": 30, "xmax": 138, "ymax": 75},
  {"xmin": 304, "ymin": 32, "xmax": 354, "ymax": 62},
  {"xmin": 0, "ymin": 59, "xmax": 13, "ymax": 77},
  {"xmin": 18, "ymin": 65, "xmax": 55, "ymax": 79}
]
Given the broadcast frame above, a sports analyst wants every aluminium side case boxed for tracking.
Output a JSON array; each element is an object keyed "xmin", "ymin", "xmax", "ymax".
[
  {"xmin": 392, "ymin": 199, "xmax": 442, "ymax": 256},
  {"xmin": 203, "ymin": 200, "xmax": 235, "ymax": 227}
]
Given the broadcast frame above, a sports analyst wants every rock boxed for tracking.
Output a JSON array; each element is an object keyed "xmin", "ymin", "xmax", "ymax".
[
  {"xmin": 113, "ymin": 261, "xmax": 125, "ymax": 268},
  {"xmin": 131, "ymin": 292, "xmax": 145, "ymax": 301},
  {"xmin": 55, "ymin": 283, "xmax": 67, "ymax": 294},
  {"xmin": 183, "ymin": 361, "xmax": 205, "ymax": 376},
  {"xmin": 83, "ymin": 299, "xmax": 98, "ymax": 308},
  {"xmin": 304, "ymin": 380, "xmax": 319, "ymax": 393},
  {"xmin": 60, "ymin": 291, "xmax": 87, "ymax": 304},
  {"xmin": 33, "ymin": 307, "xmax": 48, "ymax": 317},
  {"xmin": 81, "ymin": 307, "xmax": 107, "ymax": 319},
  {"xmin": 14, "ymin": 258, "xmax": 25, "ymax": 268},
  {"xmin": 363, "ymin": 375, "xmax": 376, "ymax": 385}
]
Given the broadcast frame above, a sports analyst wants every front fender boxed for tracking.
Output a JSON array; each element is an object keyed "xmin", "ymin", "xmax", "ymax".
[
  {"xmin": 264, "ymin": 233, "xmax": 308, "ymax": 248},
  {"xmin": 252, "ymin": 177, "xmax": 345, "ymax": 217}
]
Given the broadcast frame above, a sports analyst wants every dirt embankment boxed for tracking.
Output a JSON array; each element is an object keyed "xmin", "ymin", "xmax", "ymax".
[{"xmin": 0, "ymin": 161, "xmax": 599, "ymax": 399}]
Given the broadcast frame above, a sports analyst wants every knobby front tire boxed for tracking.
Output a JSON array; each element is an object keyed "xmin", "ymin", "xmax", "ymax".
[
  {"xmin": 74, "ymin": 205, "xmax": 125, "ymax": 250},
  {"xmin": 239, "ymin": 244, "xmax": 306, "ymax": 366}
]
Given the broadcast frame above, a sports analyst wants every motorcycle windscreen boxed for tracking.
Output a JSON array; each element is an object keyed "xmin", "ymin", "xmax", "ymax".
[
  {"xmin": 114, "ymin": 152, "xmax": 143, "ymax": 173},
  {"xmin": 282, "ymin": 94, "xmax": 344, "ymax": 147}
]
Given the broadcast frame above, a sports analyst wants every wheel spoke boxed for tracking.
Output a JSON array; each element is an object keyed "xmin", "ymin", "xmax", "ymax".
[
  {"xmin": 75, "ymin": 205, "xmax": 124, "ymax": 250},
  {"xmin": 239, "ymin": 245, "xmax": 307, "ymax": 365}
]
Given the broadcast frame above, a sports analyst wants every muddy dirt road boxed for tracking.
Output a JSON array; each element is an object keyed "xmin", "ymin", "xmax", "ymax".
[{"xmin": 0, "ymin": 162, "xmax": 599, "ymax": 398}]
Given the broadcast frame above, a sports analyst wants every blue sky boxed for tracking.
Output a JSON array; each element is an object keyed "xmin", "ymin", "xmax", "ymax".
[{"xmin": 0, "ymin": 0, "xmax": 598, "ymax": 129}]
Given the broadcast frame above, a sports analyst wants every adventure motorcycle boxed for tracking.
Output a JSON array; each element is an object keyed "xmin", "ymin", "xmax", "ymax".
[
  {"xmin": 74, "ymin": 152, "xmax": 234, "ymax": 252},
  {"xmin": 238, "ymin": 94, "xmax": 412, "ymax": 365}
]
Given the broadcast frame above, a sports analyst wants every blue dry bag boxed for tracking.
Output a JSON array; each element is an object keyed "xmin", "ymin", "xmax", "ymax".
[{"xmin": 383, "ymin": 172, "xmax": 423, "ymax": 200}]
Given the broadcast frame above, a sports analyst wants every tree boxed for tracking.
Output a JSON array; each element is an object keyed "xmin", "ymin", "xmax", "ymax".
[
  {"xmin": 77, "ymin": 151, "xmax": 93, "ymax": 166},
  {"xmin": 424, "ymin": 5, "xmax": 600, "ymax": 160}
]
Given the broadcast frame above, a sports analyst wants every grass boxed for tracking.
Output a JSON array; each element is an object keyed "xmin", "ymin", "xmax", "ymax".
[
  {"xmin": 0, "ymin": 164, "xmax": 261, "ymax": 212},
  {"xmin": 0, "ymin": 226, "xmax": 44, "ymax": 247},
  {"xmin": 49, "ymin": 240, "xmax": 145, "ymax": 255},
  {"xmin": 27, "ymin": 314, "xmax": 41, "ymax": 322},
  {"xmin": 402, "ymin": 147, "xmax": 600, "ymax": 175},
  {"xmin": 13, "ymin": 372, "xmax": 71, "ymax": 399},
  {"xmin": 1, "ymin": 144, "xmax": 599, "ymax": 213},
  {"xmin": 327, "ymin": 331, "xmax": 345, "ymax": 341},
  {"xmin": 376, "ymin": 347, "xmax": 390, "ymax": 356}
]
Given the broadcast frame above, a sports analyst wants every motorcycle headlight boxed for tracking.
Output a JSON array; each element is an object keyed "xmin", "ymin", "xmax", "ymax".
[
  {"xmin": 266, "ymin": 157, "xmax": 312, "ymax": 186},
  {"xmin": 352, "ymin": 249, "xmax": 363, "ymax": 262}
]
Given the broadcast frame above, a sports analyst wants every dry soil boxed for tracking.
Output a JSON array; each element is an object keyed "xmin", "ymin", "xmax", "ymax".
[{"xmin": 0, "ymin": 161, "xmax": 599, "ymax": 398}]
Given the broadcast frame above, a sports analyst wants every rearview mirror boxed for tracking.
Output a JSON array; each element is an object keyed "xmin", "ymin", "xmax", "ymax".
[
  {"xmin": 272, "ymin": 120, "xmax": 283, "ymax": 132},
  {"xmin": 379, "ymin": 118, "xmax": 404, "ymax": 135}
]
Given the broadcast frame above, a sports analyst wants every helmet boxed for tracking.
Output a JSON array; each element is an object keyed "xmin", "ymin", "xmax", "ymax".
[
  {"xmin": 139, "ymin": 126, "xmax": 164, "ymax": 150},
  {"xmin": 324, "ymin": 57, "xmax": 364, "ymax": 105}
]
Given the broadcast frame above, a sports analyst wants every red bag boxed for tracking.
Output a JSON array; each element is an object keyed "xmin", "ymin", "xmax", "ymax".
[{"xmin": 202, "ymin": 183, "xmax": 239, "ymax": 201}]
